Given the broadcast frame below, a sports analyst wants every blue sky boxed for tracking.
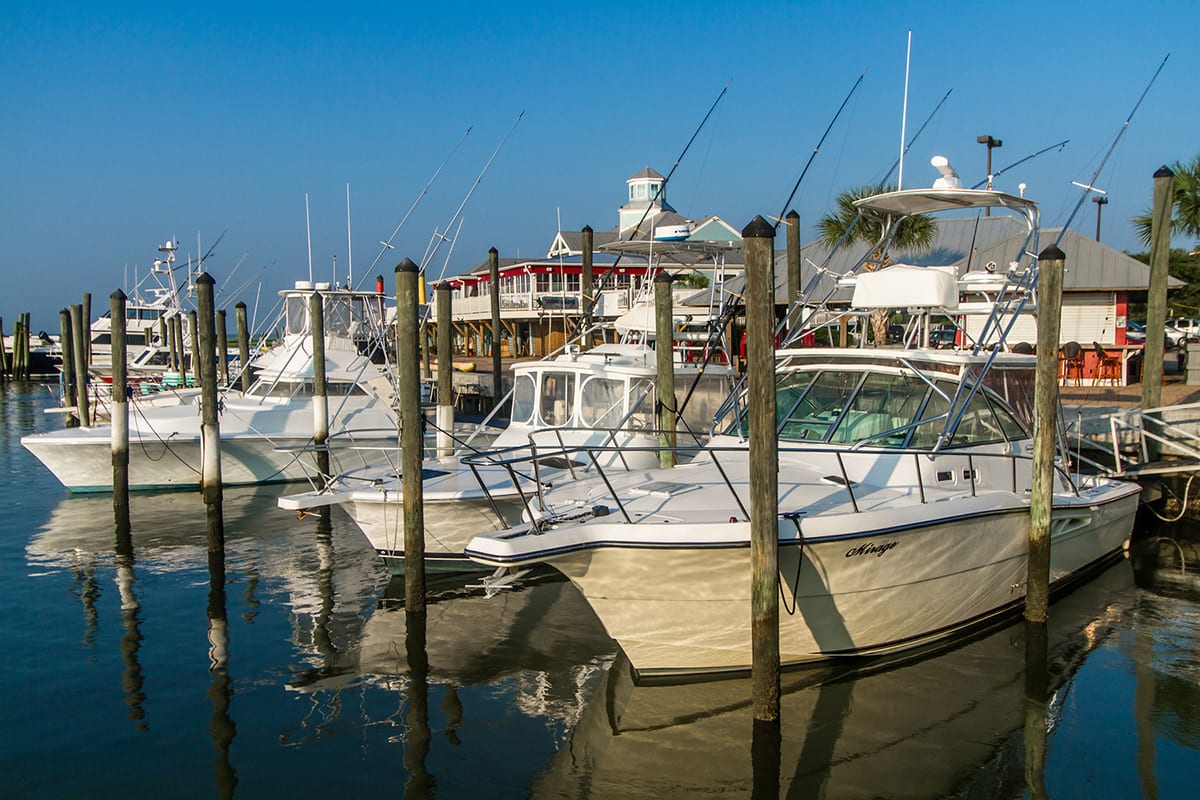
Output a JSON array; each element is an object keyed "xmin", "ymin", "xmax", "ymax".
[{"xmin": 3, "ymin": 1, "xmax": 1196, "ymax": 328}]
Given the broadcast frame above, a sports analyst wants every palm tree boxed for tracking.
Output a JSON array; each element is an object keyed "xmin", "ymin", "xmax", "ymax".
[
  {"xmin": 1133, "ymin": 154, "xmax": 1200, "ymax": 247},
  {"xmin": 818, "ymin": 184, "xmax": 937, "ymax": 341}
]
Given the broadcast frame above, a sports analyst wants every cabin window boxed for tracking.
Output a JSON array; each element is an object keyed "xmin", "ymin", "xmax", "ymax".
[
  {"xmin": 777, "ymin": 371, "xmax": 862, "ymax": 442},
  {"xmin": 950, "ymin": 390, "xmax": 1006, "ymax": 446},
  {"xmin": 539, "ymin": 372, "xmax": 576, "ymax": 426},
  {"xmin": 986, "ymin": 395, "xmax": 1028, "ymax": 440},
  {"xmin": 827, "ymin": 373, "xmax": 928, "ymax": 447},
  {"xmin": 324, "ymin": 297, "xmax": 353, "ymax": 335},
  {"xmin": 510, "ymin": 374, "xmax": 536, "ymax": 424},
  {"xmin": 580, "ymin": 377, "xmax": 627, "ymax": 428},
  {"xmin": 910, "ymin": 386, "xmax": 952, "ymax": 449},
  {"xmin": 285, "ymin": 296, "xmax": 308, "ymax": 335},
  {"xmin": 628, "ymin": 381, "xmax": 656, "ymax": 431}
]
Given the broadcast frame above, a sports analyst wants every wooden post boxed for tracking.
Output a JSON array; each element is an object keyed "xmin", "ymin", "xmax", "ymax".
[
  {"xmin": 436, "ymin": 282, "xmax": 455, "ymax": 458},
  {"xmin": 235, "ymin": 302, "xmax": 251, "ymax": 394},
  {"xmin": 655, "ymin": 271, "xmax": 678, "ymax": 469},
  {"xmin": 785, "ymin": 209, "xmax": 802, "ymax": 308},
  {"xmin": 489, "ymin": 247, "xmax": 503, "ymax": 409},
  {"xmin": 59, "ymin": 309, "xmax": 78, "ymax": 427},
  {"xmin": 1027, "ymin": 244, "xmax": 1064, "ymax": 624},
  {"xmin": 216, "ymin": 309, "xmax": 230, "ymax": 387},
  {"xmin": 165, "ymin": 315, "xmax": 177, "ymax": 372},
  {"xmin": 309, "ymin": 291, "xmax": 331, "ymax": 482},
  {"xmin": 82, "ymin": 292, "xmax": 92, "ymax": 368},
  {"xmin": 396, "ymin": 259, "xmax": 426, "ymax": 610},
  {"xmin": 744, "ymin": 215, "xmax": 780, "ymax": 722},
  {"xmin": 196, "ymin": 273, "xmax": 224, "ymax": 547},
  {"xmin": 110, "ymin": 290, "xmax": 130, "ymax": 512},
  {"xmin": 581, "ymin": 224, "xmax": 594, "ymax": 348},
  {"xmin": 70, "ymin": 304, "xmax": 91, "ymax": 427},
  {"xmin": 0, "ymin": 316, "xmax": 7, "ymax": 383},
  {"xmin": 188, "ymin": 310, "xmax": 199, "ymax": 386},
  {"xmin": 1142, "ymin": 166, "xmax": 1175, "ymax": 421},
  {"xmin": 12, "ymin": 315, "xmax": 25, "ymax": 380}
]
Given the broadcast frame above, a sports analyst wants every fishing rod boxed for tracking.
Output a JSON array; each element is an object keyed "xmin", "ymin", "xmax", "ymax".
[
  {"xmin": 969, "ymin": 139, "xmax": 1069, "ymax": 190},
  {"xmin": 1054, "ymin": 53, "xmax": 1168, "ymax": 245},
  {"xmin": 355, "ymin": 125, "xmax": 474, "ymax": 289},
  {"xmin": 573, "ymin": 81, "xmax": 731, "ymax": 334},
  {"xmin": 422, "ymin": 111, "xmax": 524, "ymax": 280},
  {"xmin": 773, "ymin": 71, "xmax": 866, "ymax": 231}
]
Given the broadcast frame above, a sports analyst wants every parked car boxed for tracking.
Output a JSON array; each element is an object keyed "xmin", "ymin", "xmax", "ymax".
[
  {"xmin": 1165, "ymin": 317, "xmax": 1200, "ymax": 347},
  {"xmin": 886, "ymin": 324, "xmax": 905, "ymax": 344},
  {"xmin": 930, "ymin": 326, "xmax": 958, "ymax": 349},
  {"xmin": 1125, "ymin": 320, "xmax": 1146, "ymax": 343}
]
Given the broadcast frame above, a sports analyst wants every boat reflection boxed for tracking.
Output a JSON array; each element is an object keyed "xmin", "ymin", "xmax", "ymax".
[{"xmin": 532, "ymin": 561, "xmax": 1137, "ymax": 798}]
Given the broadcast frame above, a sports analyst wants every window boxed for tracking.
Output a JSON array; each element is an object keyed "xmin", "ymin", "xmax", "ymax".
[
  {"xmin": 510, "ymin": 374, "xmax": 536, "ymax": 424},
  {"xmin": 950, "ymin": 390, "xmax": 1006, "ymax": 446},
  {"xmin": 827, "ymin": 373, "xmax": 928, "ymax": 447},
  {"xmin": 539, "ymin": 372, "xmax": 576, "ymax": 426},
  {"xmin": 777, "ymin": 371, "xmax": 862, "ymax": 442},
  {"xmin": 580, "ymin": 377, "xmax": 627, "ymax": 427}
]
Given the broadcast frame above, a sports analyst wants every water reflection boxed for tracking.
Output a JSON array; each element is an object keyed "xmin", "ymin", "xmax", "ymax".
[{"xmin": 532, "ymin": 562, "xmax": 1136, "ymax": 798}]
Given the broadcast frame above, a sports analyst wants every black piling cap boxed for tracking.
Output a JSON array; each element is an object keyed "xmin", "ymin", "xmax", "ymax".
[
  {"xmin": 395, "ymin": 258, "xmax": 419, "ymax": 274},
  {"xmin": 654, "ymin": 270, "xmax": 675, "ymax": 284},
  {"xmin": 1038, "ymin": 243, "xmax": 1066, "ymax": 262},
  {"xmin": 235, "ymin": 301, "xmax": 246, "ymax": 310},
  {"xmin": 1155, "ymin": 165, "xmax": 1175, "ymax": 179},
  {"xmin": 582, "ymin": 224, "xmax": 593, "ymax": 234},
  {"xmin": 436, "ymin": 280, "xmax": 450, "ymax": 293},
  {"xmin": 196, "ymin": 272, "xmax": 215, "ymax": 287},
  {"xmin": 110, "ymin": 289, "xmax": 127, "ymax": 301},
  {"xmin": 785, "ymin": 209, "xmax": 800, "ymax": 222},
  {"xmin": 741, "ymin": 215, "xmax": 776, "ymax": 240}
]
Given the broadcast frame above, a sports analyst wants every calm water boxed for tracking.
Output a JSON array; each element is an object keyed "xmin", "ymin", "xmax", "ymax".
[{"xmin": 2, "ymin": 381, "xmax": 1197, "ymax": 798}]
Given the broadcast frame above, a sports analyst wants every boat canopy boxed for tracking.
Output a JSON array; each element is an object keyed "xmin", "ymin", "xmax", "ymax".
[{"xmin": 854, "ymin": 187, "xmax": 1037, "ymax": 218}]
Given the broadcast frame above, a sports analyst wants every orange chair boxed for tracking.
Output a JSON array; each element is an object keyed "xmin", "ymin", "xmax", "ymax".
[
  {"xmin": 1093, "ymin": 342, "xmax": 1121, "ymax": 386},
  {"xmin": 1059, "ymin": 341, "xmax": 1085, "ymax": 385}
]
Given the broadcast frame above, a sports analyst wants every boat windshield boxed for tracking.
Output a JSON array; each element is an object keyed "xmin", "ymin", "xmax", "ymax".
[{"xmin": 721, "ymin": 368, "xmax": 1028, "ymax": 448}]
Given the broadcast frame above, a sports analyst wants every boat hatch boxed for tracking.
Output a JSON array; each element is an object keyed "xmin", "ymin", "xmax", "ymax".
[{"xmin": 630, "ymin": 481, "xmax": 700, "ymax": 498}]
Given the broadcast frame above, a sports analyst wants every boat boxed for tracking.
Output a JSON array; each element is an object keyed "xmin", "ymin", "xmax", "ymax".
[
  {"xmin": 21, "ymin": 281, "xmax": 402, "ymax": 492},
  {"xmin": 463, "ymin": 162, "xmax": 1142, "ymax": 679},
  {"xmin": 278, "ymin": 341, "xmax": 737, "ymax": 572}
]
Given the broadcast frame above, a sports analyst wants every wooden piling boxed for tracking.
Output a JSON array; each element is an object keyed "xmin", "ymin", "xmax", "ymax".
[
  {"xmin": 1142, "ymin": 166, "xmax": 1175, "ymax": 423},
  {"xmin": 309, "ymin": 291, "xmax": 331, "ymax": 482},
  {"xmin": 188, "ymin": 310, "xmax": 199, "ymax": 386},
  {"xmin": 59, "ymin": 309, "xmax": 78, "ymax": 427},
  {"xmin": 216, "ymin": 309, "xmax": 230, "ymax": 388},
  {"xmin": 110, "ymin": 290, "xmax": 130, "ymax": 513},
  {"xmin": 785, "ymin": 209, "xmax": 802, "ymax": 307},
  {"xmin": 581, "ymin": 225, "xmax": 594, "ymax": 348},
  {"xmin": 22, "ymin": 313, "xmax": 33, "ymax": 379},
  {"xmin": 235, "ymin": 302, "xmax": 251, "ymax": 394},
  {"xmin": 489, "ymin": 247, "xmax": 502, "ymax": 409},
  {"xmin": 655, "ymin": 271, "xmax": 677, "ymax": 469},
  {"xmin": 12, "ymin": 315, "xmax": 25, "ymax": 380},
  {"xmin": 82, "ymin": 292, "xmax": 92, "ymax": 368},
  {"xmin": 396, "ymin": 259, "xmax": 426, "ymax": 610},
  {"xmin": 196, "ymin": 273, "xmax": 224, "ymax": 548},
  {"xmin": 70, "ymin": 304, "xmax": 91, "ymax": 426},
  {"xmin": 1023, "ymin": 619, "xmax": 1050, "ymax": 799},
  {"xmin": 0, "ymin": 316, "xmax": 7, "ymax": 383},
  {"xmin": 1027, "ymin": 244, "xmax": 1064, "ymax": 624},
  {"xmin": 436, "ymin": 281, "xmax": 455, "ymax": 458},
  {"xmin": 743, "ymin": 215, "xmax": 780, "ymax": 722}
]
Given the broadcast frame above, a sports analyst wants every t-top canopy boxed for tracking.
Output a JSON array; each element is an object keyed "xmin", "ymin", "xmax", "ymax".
[
  {"xmin": 851, "ymin": 264, "xmax": 959, "ymax": 309},
  {"xmin": 854, "ymin": 187, "xmax": 1037, "ymax": 218}
]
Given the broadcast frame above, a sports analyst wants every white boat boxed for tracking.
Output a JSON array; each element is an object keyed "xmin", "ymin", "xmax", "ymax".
[
  {"xmin": 279, "ymin": 341, "xmax": 737, "ymax": 573},
  {"xmin": 22, "ymin": 281, "xmax": 401, "ymax": 492},
  {"xmin": 464, "ymin": 167, "xmax": 1142, "ymax": 679}
]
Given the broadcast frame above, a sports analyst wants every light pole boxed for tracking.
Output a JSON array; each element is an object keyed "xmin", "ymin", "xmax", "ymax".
[
  {"xmin": 977, "ymin": 135, "xmax": 1003, "ymax": 215},
  {"xmin": 1093, "ymin": 195, "xmax": 1109, "ymax": 241}
]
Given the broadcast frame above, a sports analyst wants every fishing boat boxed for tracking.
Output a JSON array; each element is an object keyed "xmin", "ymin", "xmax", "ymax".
[
  {"xmin": 463, "ymin": 163, "xmax": 1142, "ymax": 679},
  {"xmin": 22, "ymin": 281, "xmax": 401, "ymax": 492},
  {"xmin": 278, "ymin": 340, "xmax": 737, "ymax": 572}
]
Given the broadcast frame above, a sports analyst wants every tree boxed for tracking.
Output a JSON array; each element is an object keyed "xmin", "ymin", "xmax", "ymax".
[
  {"xmin": 1133, "ymin": 154, "xmax": 1200, "ymax": 247},
  {"xmin": 817, "ymin": 185, "xmax": 937, "ymax": 342}
]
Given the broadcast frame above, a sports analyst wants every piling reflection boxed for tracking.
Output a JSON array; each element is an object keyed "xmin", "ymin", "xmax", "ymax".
[
  {"xmin": 114, "ymin": 513, "xmax": 146, "ymax": 730},
  {"xmin": 207, "ymin": 545, "xmax": 237, "ymax": 799},
  {"xmin": 531, "ymin": 561, "xmax": 1136, "ymax": 798},
  {"xmin": 1022, "ymin": 619, "xmax": 1049, "ymax": 800},
  {"xmin": 403, "ymin": 609, "xmax": 432, "ymax": 799}
]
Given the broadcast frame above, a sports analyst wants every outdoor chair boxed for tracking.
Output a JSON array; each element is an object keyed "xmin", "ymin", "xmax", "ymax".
[{"xmin": 1059, "ymin": 341, "xmax": 1085, "ymax": 385}]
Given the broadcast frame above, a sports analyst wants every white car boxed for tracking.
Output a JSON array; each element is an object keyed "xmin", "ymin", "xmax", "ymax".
[{"xmin": 1165, "ymin": 317, "xmax": 1200, "ymax": 346}]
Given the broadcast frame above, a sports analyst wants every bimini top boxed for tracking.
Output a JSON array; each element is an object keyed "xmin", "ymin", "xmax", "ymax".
[{"xmin": 854, "ymin": 187, "xmax": 1037, "ymax": 218}]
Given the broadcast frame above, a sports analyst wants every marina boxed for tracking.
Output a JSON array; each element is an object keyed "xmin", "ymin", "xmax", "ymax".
[{"xmin": 2, "ymin": 380, "xmax": 1198, "ymax": 797}]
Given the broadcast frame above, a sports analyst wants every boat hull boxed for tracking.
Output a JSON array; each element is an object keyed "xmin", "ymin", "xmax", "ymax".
[{"xmin": 514, "ymin": 490, "xmax": 1139, "ymax": 678}]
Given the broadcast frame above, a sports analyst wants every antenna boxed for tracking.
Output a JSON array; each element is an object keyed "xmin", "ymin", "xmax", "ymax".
[
  {"xmin": 346, "ymin": 182, "xmax": 354, "ymax": 290},
  {"xmin": 898, "ymin": 30, "xmax": 912, "ymax": 190},
  {"xmin": 305, "ymin": 192, "xmax": 313, "ymax": 283}
]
